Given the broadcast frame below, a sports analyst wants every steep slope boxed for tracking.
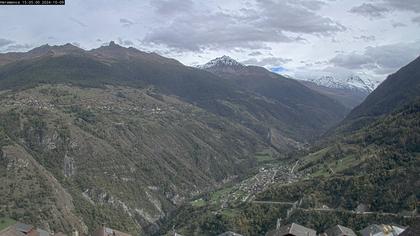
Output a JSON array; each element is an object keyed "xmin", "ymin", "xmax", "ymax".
[
  {"xmin": 0, "ymin": 142, "xmax": 87, "ymax": 233},
  {"xmin": 250, "ymin": 55, "xmax": 420, "ymax": 234},
  {"xmin": 255, "ymin": 55, "xmax": 420, "ymax": 231},
  {"xmin": 199, "ymin": 56, "xmax": 349, "ymax": 141},
  {"xmin": 159, "ymin": 55, "xmax": 420, "ymax": 236},
  {"xmin": 345, "ymin": 55, "xmax": 420, "ymax": 122},
  {"xmin": 251, "ymin": 99, "xmax": 420, "ymax": 232},
  {"xmin": 0, "ymin": 45, "xmax": 348, "ymax": 147},
  {"xmin": 0, "ymin": 85, "xmax": 267, "ymax": 235},
  {"xmin": 158, "ymin": 100, "xmax": 420, "ymax": 235}
]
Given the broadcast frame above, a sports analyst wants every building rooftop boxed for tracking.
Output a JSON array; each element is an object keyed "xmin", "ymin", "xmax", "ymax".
[
  {"xmin": 266, "ymin": 223, "xmax": 317, "ymax": 236},
  {"xmin": 398, "ymin": 221, "xmax": 420, "ymax": 236},
  {"xmin": 325, "ymin": 225, "xmax": 357, "ymax": 236},
  {"xmin": 93, "ymin": 226, "xmax": 131, "ymax": 236},
  {"xmin": 15, "ymin": 223, "xmax": 33, "ymax": 234},
  {"xmin": 218, "ymin": 231, "xmax": 243, "ymax": 236},
  {"xmin": 360, "ymin": 224, "xmax": 407, "ymax": 236}
]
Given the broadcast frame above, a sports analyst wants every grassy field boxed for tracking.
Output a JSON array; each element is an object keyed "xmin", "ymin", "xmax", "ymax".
[
  {"xmin": 191, "ymin": 198, "xmax": 207, "ymax": 207},
  {"xmin": 0, "ymin": 217, "xmax": 16, "ymax": 231},
  {"xmin": 255, "ymin": 148, "xmax": 277, "ymax": 164}
]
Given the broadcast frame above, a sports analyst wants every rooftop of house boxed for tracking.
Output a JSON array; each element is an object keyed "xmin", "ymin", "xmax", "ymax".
[
  {"xmin": 325, "ymin": 225, "xmax": 357, "ymax": 236},
  {"xmin": 266, "ymin": 223, "xmax": 317, "ymax": 236},
  {"xmin": 0, "ymin": 222, "xmax": 58, "ymax": 236},
  {"xmin": 93, "ymin": 226, "xmax": 131, "ymax": 236},
  {"xmin": 399, "ymin": 221, "xmax": 420, "ymax": 236},
  {"xmin": 360, "ymin": 224, "xmax": 407, "ymax": 236},
  {"xmin": 15, "ymin": 223, "xmax": 33, "ymax": 234},
  {"xmin": 218, "ymin": 231, "xmax": 244, "ymax": 236}
]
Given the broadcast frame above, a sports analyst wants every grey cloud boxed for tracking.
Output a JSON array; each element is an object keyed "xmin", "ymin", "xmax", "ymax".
[
  {"xmin": 120, "ymin": 18, "xmax": 135, "ymax": 27},
  {"xmin": 118, "ymin": 38, "xmax": 134, "ymax": 46},
  {"xmin": 391, "ymin": 22, "xmax": 407, "ymax": 28},
  {"xmin": 365, "ymin": 43, "xmax": 420, "ymax": 73},
  {"xmin": 248, "ymin": 51, "xmax": 263, "ymax": 56},
  {"xmin": 330, "ymin": 53, "xmax": 373, "ymax": 69},
  {"xmin": 69, "ymin": 17, "xmax": 87, "ymax": 27},
  {"xmin": 381, "ymin": 0, "xmax": 420, "ymax": 13},
  {"xmin": 6, "ymin": 43, "xmax": 33, "ymax": 51},
  {"xmin": 412, "ymin": 16, "xmax": 420, "ymax": 24},
  {"xmin": 144, "ymin": 0, "xmax": 344, "ymax": 51},
  {"xmin": 298, "ymin": 0, "xmax": 326, "ymax": 11},
  {"xmin": 241, "ymin": 57, "xmax": 292, "ymax": 67},
  {"xmin": 349, "ymin": 3, "xmax": 389, "ymax": 18},
  {"xmin": 354, "ymin": 35, "xmax": 376, "ymax": 42},
  {"xmin": 330, "ymin": 41, "xmax": 420, "ymax": 75},
  {"xmin": 0, "ymin": 38, "xmax": 14, "ymax": 47},
  {"xmin": 255, "ymin": 0, "xmax": 345, "ymax": 35},
  {"xmin": 350, "ymin": 0, "xmax": 420, "ymax": 19},
  {"xmin": 144, "ymin": 12, "xmax": 292, "ymax": 51},
  {"xmin": 314, "ymin": 60, "xmax": 328, "ymax": 65},
  {"xmin": 150, "ymin": 0, "xmax": 193, "ymax": 15}
]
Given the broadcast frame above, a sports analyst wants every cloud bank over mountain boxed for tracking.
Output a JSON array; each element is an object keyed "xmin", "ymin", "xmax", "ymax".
[{"xmin": 0, "ymin": 0, "xmax": 419, "ymax": 81}]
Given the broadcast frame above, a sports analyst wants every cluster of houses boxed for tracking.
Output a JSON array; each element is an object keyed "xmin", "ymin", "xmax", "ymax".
[
  {"xmin": 2, "ymin": 221, "xmax": 419, "ymax": 236},
  {"xmin": 168, "ymin": 221, "xmax": 419, "ymax": 236},
  {"xmin": 209, "ymin": 221, "xmax": 418, "ymax": 236},
  {"xmin": 0, "ymin": 223, "xmax": 130, "ymax": 236},
  {"xmin": 263, "ymin": 222, "xmax": 408, "ymax": 236}
]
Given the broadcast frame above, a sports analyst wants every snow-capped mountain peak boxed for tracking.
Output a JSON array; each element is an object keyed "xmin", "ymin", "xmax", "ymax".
[
  {"xmin": 199, "ymin": 55, "xmax": 244, "ymax": 69},
  {"xmin": 300, "ymin": 74, "xmax": 379, "ymax": 93},
  {"xmin": 346, "ymin": 75, "xmax": 379, "ymax": 92}
]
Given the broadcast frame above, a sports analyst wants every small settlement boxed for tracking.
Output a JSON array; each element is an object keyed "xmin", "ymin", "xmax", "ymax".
[
  {"xmin": 0, "ymin": 220, "xmax": 416, "ymax": 236},
  {"xmin": 175, "ymin": 221, "xmax": 416, "ymax": 236},
  {"xmin": 264, "ymin": 220, "xmax": 410, "ymax": 236}
]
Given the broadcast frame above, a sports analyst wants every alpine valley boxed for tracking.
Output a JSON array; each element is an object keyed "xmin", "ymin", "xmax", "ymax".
[
  {"xmin": 0, "ymin": 42, "xmax": 418, "ymax": 236},
  {"xmin": 0, "ymin": 43, "xmax": 347, "ymax": 235},
  {"xmin": 157, "ymin": 55, "xmax": 420, "ymax": 235}
]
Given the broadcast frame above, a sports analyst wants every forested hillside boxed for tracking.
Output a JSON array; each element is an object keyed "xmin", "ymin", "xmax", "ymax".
[{"xmin": 158, "ymin": 56, "xmax": 420, "ymax": 236}]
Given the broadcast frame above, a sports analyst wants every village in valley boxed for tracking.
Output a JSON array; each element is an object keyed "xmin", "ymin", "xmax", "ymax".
[
  {"xmin": 182, "ymin": 159, "xmax": 419, "ymax": 236},
  {"xmin": 1, "ymin": 214, "xmax": 418, "ymax": 236},
  {"xmin": 2, "ymin": 155, "xmax": 418, "ymax": 236}
]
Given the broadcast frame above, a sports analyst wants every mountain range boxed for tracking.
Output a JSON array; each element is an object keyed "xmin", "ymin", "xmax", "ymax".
[
  {"xmin": 197, "ymin": 55, "xmax": 348, "ymax": 141},
  {"xmin": 297, "ymin": 74, "xmax": 379, "ymax": 93},
  {"xmin": 198, "ymin": 56, "xmax": 379, "ymax": 110},
  {"xmin": 294, "ymin": 74, "xmax": 380, "ymax": 109},
  {"xmin": 1, "ymin": 42, "xmax": 417, "ymax": 236},
  {"xmin": 0, "ymin": 43, "xmax": 349, "ymax": 235}
]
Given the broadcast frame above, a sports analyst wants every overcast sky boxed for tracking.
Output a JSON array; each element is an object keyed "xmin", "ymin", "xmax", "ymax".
[{"xmin": 0, "ymin": 0, "xmax": 419, "ymax": 81}]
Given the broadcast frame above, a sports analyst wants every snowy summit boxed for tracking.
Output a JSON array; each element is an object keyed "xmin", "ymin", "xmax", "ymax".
[
  {"xmin": 298, "ymin": 74, "xmax": 380, "ymax": 93},
  {"xmin": 198, "ymin": 55, "xmax": 244, "ymax": 69}
]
